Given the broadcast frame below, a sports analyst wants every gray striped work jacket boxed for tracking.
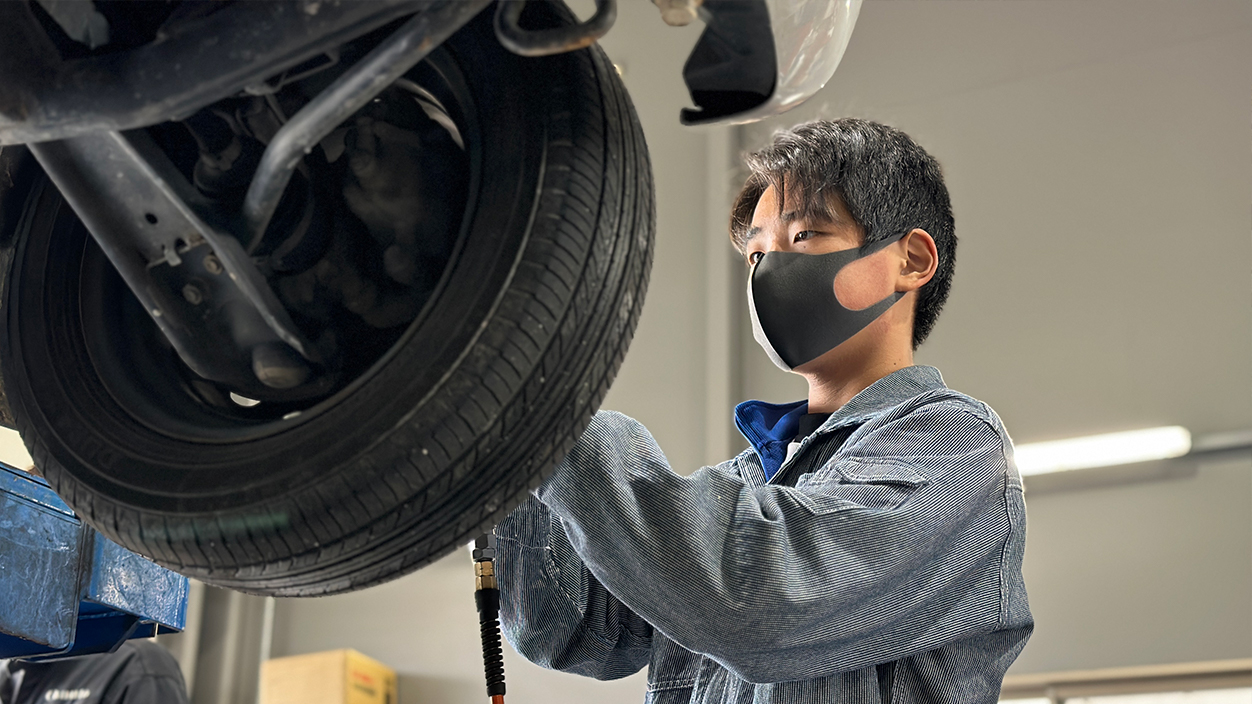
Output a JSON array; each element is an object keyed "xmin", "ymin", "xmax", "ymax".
[{"xmin": 496, "ymin": 365, "xmax": 1032, "ymax": 703}]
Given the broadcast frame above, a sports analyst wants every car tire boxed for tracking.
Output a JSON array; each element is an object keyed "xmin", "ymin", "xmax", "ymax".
[{"xmin": 0, "ymin": 4, "xmax": 653, "ymax": 596}]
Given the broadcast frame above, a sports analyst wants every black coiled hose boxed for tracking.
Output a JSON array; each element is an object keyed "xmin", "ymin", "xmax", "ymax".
[
  {"xmin": 476, "ymin": 588, "xmax": 507, "ymax": 698},
  {"xmin": 473, "ymin": 533, "xmax": 506, "ymax": 704}
]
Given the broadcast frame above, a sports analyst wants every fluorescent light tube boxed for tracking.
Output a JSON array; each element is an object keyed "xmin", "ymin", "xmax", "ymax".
[{"xmin": 1014, "ymin": 426, "xmax": 1192, "ymax": 476}]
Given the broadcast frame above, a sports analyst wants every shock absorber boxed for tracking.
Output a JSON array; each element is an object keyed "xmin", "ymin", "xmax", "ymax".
[{"xmin": 472, "ymin": 533, "xmax": 506, "ymax": 704}]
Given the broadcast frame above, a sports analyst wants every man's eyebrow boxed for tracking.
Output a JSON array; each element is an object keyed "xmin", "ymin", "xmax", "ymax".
[
  {"xmin": 745, "ymin": 226, "xmax": 761, "ymax": 239},
  {"xmin": 784, "ymin": 208, "xmax": 837, "ymax": 227}
]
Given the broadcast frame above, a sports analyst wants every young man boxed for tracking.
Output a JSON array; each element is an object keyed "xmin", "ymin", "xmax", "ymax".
[{"xmin": 495, "ymin": 118, "xmax": 1032, "ymax": 703}]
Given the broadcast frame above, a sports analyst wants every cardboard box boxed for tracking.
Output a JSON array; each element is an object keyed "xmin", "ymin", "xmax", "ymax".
[{"xmin": 261, "ymin": 649, "xmax": 397, "ymax": 704}]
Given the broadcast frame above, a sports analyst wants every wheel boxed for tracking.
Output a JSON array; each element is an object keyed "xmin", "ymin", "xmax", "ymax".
[{"xmin": 0, "ymin": 4, "xmax": 654, "ymax": 596}]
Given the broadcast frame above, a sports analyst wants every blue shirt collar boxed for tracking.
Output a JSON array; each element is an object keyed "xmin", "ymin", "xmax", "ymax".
[{"xmin": 733, "ymin": 399, "xmax": 807, "ymax": 481}]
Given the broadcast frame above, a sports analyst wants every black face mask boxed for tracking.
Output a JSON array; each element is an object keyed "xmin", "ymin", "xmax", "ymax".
[{"xmin": 748, "ymin": 233, "xmax": 905, "ymax": 371}]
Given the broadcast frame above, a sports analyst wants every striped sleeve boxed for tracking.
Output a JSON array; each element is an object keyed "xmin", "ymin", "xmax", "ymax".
[
  {"xmin": 534, "ymin": 406, "xmax": 1015, "ymax": 683},
  {"xmin": 494, "ymin": 494, "xmax": 654, "ymax": 680}
]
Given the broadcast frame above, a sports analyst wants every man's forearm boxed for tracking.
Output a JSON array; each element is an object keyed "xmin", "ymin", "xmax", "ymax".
[{"xmin": 495, "ymin": 495, "xmax": 652, "ymax": 680}]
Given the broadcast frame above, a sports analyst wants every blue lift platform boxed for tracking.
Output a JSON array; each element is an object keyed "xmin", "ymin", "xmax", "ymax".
[{"xmin": 0, "ymin": 462, "xmax": 188, "ymax": 660}]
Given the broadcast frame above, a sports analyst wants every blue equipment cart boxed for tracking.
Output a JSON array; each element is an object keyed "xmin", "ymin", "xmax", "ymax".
[{"xmin": 0, "ymin": 462, "xmax": 187, "ymax": 660}]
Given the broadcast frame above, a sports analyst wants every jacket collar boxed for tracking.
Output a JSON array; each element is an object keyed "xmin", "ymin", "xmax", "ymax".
[
  {"xmin": 735, "ymin": 365, "xmax": 947, "ymax": 449},
  {"xmin": 733, "ymin": 366, "xmax": 946, "ymax": 484},
  {"xmin": 817, "ymin": 365, "xmax": 947, "ymax": 431}
]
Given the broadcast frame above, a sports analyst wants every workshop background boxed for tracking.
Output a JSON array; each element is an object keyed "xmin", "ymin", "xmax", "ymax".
[{"xmin": 5, "ymin": 0, "xmax": 1247, "ymax": 702}]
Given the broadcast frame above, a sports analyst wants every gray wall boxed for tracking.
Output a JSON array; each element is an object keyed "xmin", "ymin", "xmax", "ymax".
[
  {"xmin": 271, "ymin": 0, "xmax": 1252, "ymax": 701},
  {"xmin": 1018, "ymin": 454, "xmax": 1250, "ymax": 673},
  {"xmin": 737, "ymin": 0, "xmax": 1252, "ymax": 676}
]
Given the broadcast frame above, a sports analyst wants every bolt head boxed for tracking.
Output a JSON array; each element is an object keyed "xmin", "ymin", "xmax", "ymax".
[
  {"xmin": 653, "ymin": 0, "xmax": 700, "ymax": 26},
  {"xmin": 471, "ymin": 533, "xmax": 497, "ymax": 561},
  {"xmin": 182, "ymin": 283, "xmax": 204, "ymax": 305}
]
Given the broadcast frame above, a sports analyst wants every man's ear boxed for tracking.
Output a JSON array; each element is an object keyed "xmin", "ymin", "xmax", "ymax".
[{"xmin": 897, "ymin": 228, "xmax": 937, "ymax": 292}]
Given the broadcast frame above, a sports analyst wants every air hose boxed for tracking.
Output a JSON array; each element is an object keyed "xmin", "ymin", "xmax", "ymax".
[{"xmin": 472, "ymin": 533, "xmax": 506, "ymax": 704}]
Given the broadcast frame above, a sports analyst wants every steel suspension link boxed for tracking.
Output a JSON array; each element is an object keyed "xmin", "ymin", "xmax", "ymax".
[{"xmin": 29, "ymin": 130, "xmax": 323, "ymax": 396}]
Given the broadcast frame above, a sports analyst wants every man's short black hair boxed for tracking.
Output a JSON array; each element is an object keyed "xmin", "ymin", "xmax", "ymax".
[{"xmin": 730, "ymin": 118, "xmax": 957, "ymax": 349}]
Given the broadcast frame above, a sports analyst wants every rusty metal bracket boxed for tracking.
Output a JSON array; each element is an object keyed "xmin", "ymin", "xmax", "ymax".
[{"xmin": 493, "ymin": 0, "xmax": 616, "ymax": 57}]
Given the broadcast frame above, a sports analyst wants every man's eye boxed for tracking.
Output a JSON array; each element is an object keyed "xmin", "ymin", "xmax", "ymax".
[
  {"xmin": 748, "ymin": 251, "xmax": 764, "ymax": 265},
  {"xmin": 793, "ymin": 230, "xmax": 817, "ymax": 243}
]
